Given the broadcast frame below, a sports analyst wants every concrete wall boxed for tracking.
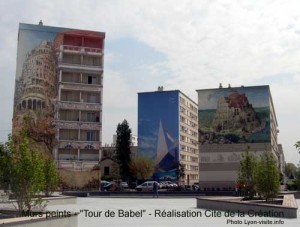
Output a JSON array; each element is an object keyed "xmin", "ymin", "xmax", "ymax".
[
  {"xmin": 197, "ymin": 195, "xmax": 298, "ymax": 218},
  {"xmin": 1, "ymin": 214, "xmax": 78, "ymax": 227},
  {"xmin": 59, "ymin": 169, "xmax": 99, "ymax": 188},
  {"xmin": 199, "ymin": 143, "xmax": 269, "ymax": 189},
  {"xmin": 45, "ymin": 196, "xmax": 77, "ymax": 206}
]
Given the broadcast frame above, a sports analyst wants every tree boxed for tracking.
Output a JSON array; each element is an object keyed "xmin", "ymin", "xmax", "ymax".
[
  {"xmin": 130, "ymin": 156, "xmax": 154, "ymax": 180},
  {"xmin": 0, "ymin": 132, "xmax": 60, "ymax": 213},
  {"xmin": 285, "ymin": 163, "xmax": 297, "ymax": 178},
  {"xmin": 295, "ymin": 141, "xmax": 300, "ymax": 153},
  {"xmin": 115, "ymin": 119, "xmax": 132, "ymax": 179},
  {"xmin": 294, "ymin": 167, "xmax": 300, "ymax": 190},
  {"xmin": 176, "ymin": 162, "xmax": 185, "ymax": 181},
  {"xmin": 237, "ymin": 148, "xmax": 258, "ymax": 199},
  {"xmin": 7, "ymin": 132, "xmax": 45, "ymax": 212},
  {"xmin": 0, "ymin": 138, "xmax": 12, "ymax": 190},
  {"xmin": 254, "ymin": 152, "xmax": 280, "ymax": 202},
  {"xmin": 23, "ymin": 113, "xmax": 56, "ymax": 153},
  {"xmin": 43, "ymin": 156, "xmax": 59, "ymax": 196}
]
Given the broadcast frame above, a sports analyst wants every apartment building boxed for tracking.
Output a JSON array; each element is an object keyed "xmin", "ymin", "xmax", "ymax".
[
  {"xmin": 13, "ymin": 23, "xmax": 105, "ymax": 172},
  {"xmin": 196, "ymin": 85, "xmax": 284, "ymax": 190},
  {"xmin": 138, "ymin": 88, "xmax": 199, "ymax": 184},
  {"xmin": 54, "ymin": 29, "xmax": 105, "ymax": 170}
]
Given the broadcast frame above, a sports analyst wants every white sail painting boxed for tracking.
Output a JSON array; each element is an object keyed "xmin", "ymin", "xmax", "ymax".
[{"xmin": 155, "ymin": 120, "xmax": 169, "ymax": 167}]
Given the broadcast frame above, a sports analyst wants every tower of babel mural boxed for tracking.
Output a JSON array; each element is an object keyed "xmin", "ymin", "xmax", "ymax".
[
  {"xmin": 13, "ymin": 23, "xmax": 105, "ymax": 186},
  {"xmin": 211, "ymin": 90, "xmax": 262, "ymax": 140},
  {"xmin": 13, "ymin": 40, "xmax": 57, "ymax": 136},
  {"xmin": 198, "ymin": 88, "xmax": 270, "ymax": 144},
  {"xmin": 15, "ymin": 41, "xmax": 56, "ymax": 111},
  {"xmin": 197, "ymin": 85, "xmax": 283, "ymax": 189}
]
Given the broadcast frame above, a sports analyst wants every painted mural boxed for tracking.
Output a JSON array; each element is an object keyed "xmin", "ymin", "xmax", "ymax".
[
  {"xmin": 197, "ymin": 86, "xmax": 270, "ymax": 144},
  {"xmin": 138, "ymin": 91, "xmax": 179, "ymax": 180},
  {"xmin": 13, "ymin": 23, "xmax": 67, "ymax": 115}
]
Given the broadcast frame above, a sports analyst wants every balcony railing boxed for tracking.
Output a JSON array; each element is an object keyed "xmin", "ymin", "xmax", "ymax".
[
  {"xmin": 57, "ymin": 140, "xmax": 101, "ymax": 150},
  {"xmin": 60, "ymin": 83, "xmax": 101, "ymax": 92},
  {"xmin": 58, "ymin": 62, "xmax": 103, "ymax": 72},
  {"xmin": 56, "ymin": 101, "xmax": 101, "ymax": 111},
  {"xmin": 62, "ymin": 45, "xmax": 103, "ymax": 55},
  {"xmin": 56, "ymin": 160, "xmax": 99, "ymax": 170},
  {"xmin": 55, "ymin": 120, "xmax": 101, "ymax": 130}
]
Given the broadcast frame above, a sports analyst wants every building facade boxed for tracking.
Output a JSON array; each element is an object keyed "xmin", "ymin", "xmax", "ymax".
[
  {"xmin": 12, "ymin": 23, "xmax": 105, "ymax": 171},
  {"xmin": 138, "ymin": 88, "xmax": 199, "ymax": 184},
  {"xmin": 112, "ymin": 134, "xmax": 138, "ymax": 146},
  {"xmin": 54, "ymin": 29, "xmax": 105, "ymax": 170},
  {"xmin": 101, "ymin": 145, "xmax": 138, "ymax": 179},
  {"xmin": 196, "ymin": 85, "xmax": 283, "ymax": 190}
]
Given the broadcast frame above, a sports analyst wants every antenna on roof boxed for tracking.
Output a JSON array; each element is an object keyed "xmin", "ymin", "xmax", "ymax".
[
  {"xmin": 157, "ymin": 86, "xmax": 164, "ymax": 91},
  {"xmin": 39, "ymin": 20, "xmax": 43, "ymax": 25},
  {"xmin": 228, "ymin": 84, "xmax": 231, "ymax": 88},
  {"xmin": 219, "ymin": 83, "xmax": 222, "ymax": 88}
]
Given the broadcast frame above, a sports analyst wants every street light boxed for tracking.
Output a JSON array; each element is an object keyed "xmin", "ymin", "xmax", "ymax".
[{"xmin": 98, "ymin": 161, "xmax": 101, "ymax": 191}]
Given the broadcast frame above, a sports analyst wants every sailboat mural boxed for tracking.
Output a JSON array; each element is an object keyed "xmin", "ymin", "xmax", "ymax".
[
  {"xmin": 155, "ymin": 120, "xmax": 169, "ymax": 167},
  {"xmin": 154, "ymin": 120, "xmax": 179, "ymax": 179},
  {"xmin": 138, "ymin": 90, "xmax": 180, "ymax": 180}
]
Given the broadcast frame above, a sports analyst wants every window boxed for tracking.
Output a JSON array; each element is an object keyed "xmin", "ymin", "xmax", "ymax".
[
  {"xmin": 87, "ymin": 131, "xmax": 96, "ymax": 141},
  {"xmin": 63, "ymin": 53, "xmax": 81, "ymax": 64},
  {"xmin": 104, "ymin": 167, "xmax": 110, "ymax": 176},
  {"xmin": 88, "ymin": 75, "xmax": 97, "ymax": 84},
  {"xmin": 61, "ymin": 90, "xmax": 80, "ymax": 102},
  {"xmin": 87, "ymin": 94, "xmax": 97, "ymax": 103},
  {"xmin": 83, "ymin": 56, "xmax": 101, "ymax": 66},
  {"xmin": 87, "ymin": 112, "xmax": 96, "ymax": 122}
]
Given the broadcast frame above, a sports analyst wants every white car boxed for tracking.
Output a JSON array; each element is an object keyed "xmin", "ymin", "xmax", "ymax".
[
  {"xmin": 120, "ymin": 182, "xmax": 129, "ymax": 188},
  {"xmin": 136, "ymin": 181, "xmax": 160, "ymax": 191}
]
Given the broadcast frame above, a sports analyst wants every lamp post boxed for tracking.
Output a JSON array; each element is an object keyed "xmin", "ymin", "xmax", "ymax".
[{"xmin": 98, "ymin": 161, "xmax": 101, "ymax": 191}]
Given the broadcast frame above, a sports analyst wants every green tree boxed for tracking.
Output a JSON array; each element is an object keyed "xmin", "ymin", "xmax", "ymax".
[
  {"xmin": 255, "ymin": 152, "xmax": 280, "ymax": 202},
  {"xmin": 130, "ymin": 156, "xmax": 154, "ymax": 180},
  {"xmin": 295, "ymin": 141, "xmax": 300, "ymax": 153},
  {"xmin": 43, "ymin": 156, "xmax": 59, "ymax": 196},
  {"xmin": 23, "ymin": 113, "xmax": 56, "ymax": 153},
  {"xmin": 294, "ymin": 167, "xmax": 300, "ymax": 190},
  {"xmin": 7, "ymin": 132, "xmax": 45, "ymax": 212},
  {"xmin": 115, "ymin": 119, "xmax": 132, "ymax": 179},
  {"xmin": 177, "ymin": 162, "xmax": 185, "ymax": 181},
  {"xmin": 237, "ymin": 147, "xmax": 257, "ymax": 199},
  {"xmin": 285, "ymin": 163, "xmax": 297, "ymax": 178},
  {"xmin": 0, "ymin": 138, "xmax": 12, "ymax": 190}
]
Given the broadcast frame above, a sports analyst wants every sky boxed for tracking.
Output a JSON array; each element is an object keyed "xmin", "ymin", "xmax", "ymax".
[{"xmin": 0, "ymin": 0, "xmax": 300, "ymax": 164}]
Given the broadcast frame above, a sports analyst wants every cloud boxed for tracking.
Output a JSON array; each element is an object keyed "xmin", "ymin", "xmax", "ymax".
[{"xmin": 1, "ymin": 0, "xmax": 300, "ymax": 163}]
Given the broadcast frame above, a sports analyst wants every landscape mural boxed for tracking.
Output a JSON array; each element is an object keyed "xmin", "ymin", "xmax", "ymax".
[{"xmin": 197, "ymin": 86, "xmax": 270, "ymax": 144}]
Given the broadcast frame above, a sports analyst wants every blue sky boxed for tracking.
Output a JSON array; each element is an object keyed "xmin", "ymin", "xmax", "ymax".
[{"xmin": 1, "ymin": 0, "xmax": 300, "ymax": 164}]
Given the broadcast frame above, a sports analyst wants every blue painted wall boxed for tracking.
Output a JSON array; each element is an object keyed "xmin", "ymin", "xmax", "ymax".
[{"xmin": 138, "ymin": 91, "xmax": 180, "ymax": 180}]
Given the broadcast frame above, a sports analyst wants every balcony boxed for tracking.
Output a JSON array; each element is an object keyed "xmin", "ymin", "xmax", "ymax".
[
  {"xmin": 56, "ymin": 101, "xmax": 101, "ymax": 111},
  {"xmin": 61, "ymin": 45, "xmax": 103, "ymax": 56},
  {"xmin": 60, "ymin": 83, "xmax": 101, "ymax": 92},
  {"xmin": 58, "ymin": 46, "xmax": 103, "ymax": 72},
  {"xmin": 58, "ymin": 62, "xmax": 103, "ymax": 72},
  {"xmin": 57, "ymin": 140, "xmax": 101, "ymax": 150},
  {"xmin": 56, "ymin": 160, "xmax": 99, "ymax": 170},
  {"xmin": 55, "ymin": 120, "xmax": 101, "ymax": 130}
]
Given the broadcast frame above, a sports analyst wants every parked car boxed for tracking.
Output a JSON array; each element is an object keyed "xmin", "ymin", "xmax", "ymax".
[
  {"xmin": 136, "ymin": 181, "xmax": 160, "ymax": 191},
  {"xmin": 100, "ymin": 180, "xmax": 111, "ymax": 190},
  {"xmin": 160, "ymin": 181, "xmax": 178, "ymax": 190},
  {"xmin": 120, "ymin": 182, "xmax": 129, "ymax": 188},
  {"xmin": 103, "ymin": 182, "xmax": 118, "ymax": 191}
]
